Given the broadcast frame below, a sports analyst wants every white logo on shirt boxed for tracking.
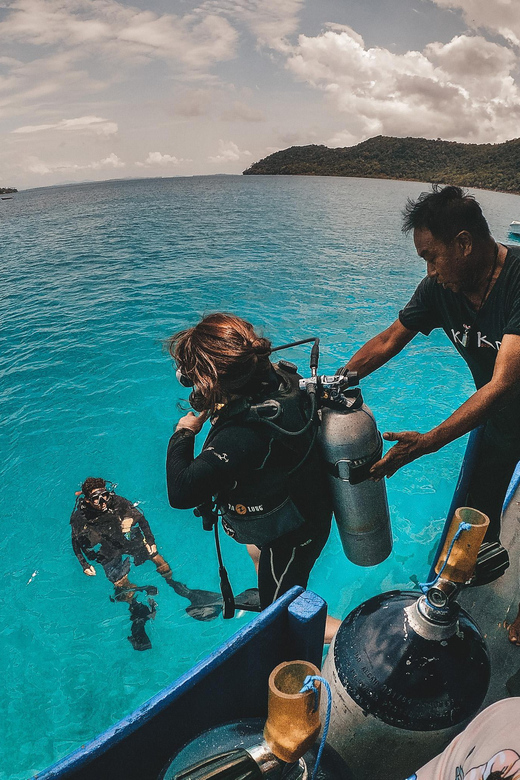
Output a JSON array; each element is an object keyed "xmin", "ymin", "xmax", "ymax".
[{"xmin": 451, "ymin": 329, "xmax": 501, "ymax": 350}]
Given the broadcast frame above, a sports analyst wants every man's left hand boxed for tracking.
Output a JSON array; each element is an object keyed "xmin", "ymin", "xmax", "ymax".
[{"xmin": 369, "ymin": 430, "xmax": 430, "ymax": 480}]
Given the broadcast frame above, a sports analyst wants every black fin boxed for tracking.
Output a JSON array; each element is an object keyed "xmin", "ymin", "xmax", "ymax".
[
  {"xmin": 128, "ymin": 599, "xmax": 154, "ymax": 651},
  {"xmin": 167, "ymin": 580, "xmax": 260, "ymax": 621},
  {"xmin": 168, "ymin": 579, "xmax": 223, "ymax": 621},
  {"xmin": 234, "ymin": 588, "xmax": 261, "ymax": 612},
  {"xmin": 111, "ymin": 584, "xmax": 158, "ymax": 602},
  {"xmin": 168, "ymin": 580, "xmax": 223, "ymax": 621},
  {"xmin": 185, "ymin": 603, "xmax": 223, "ymax": 622}
]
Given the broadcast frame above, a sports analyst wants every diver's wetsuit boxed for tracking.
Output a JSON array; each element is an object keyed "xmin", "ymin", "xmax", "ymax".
[
  {"xmin": 399, "ymin": 244, "xmax": 520, "ymax": 540},
  {"xmin": 166, "ymin": 383, "xmax": 332, "ymax": 609},
  {"xmin": 70, "ymin": 495, "xmax": 157, "ymax": 582}
]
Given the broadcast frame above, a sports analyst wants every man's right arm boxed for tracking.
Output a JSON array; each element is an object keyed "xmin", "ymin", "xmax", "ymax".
[{"xmin": 342, "ymin": 319, "xmax": 418, "ymax": 379}]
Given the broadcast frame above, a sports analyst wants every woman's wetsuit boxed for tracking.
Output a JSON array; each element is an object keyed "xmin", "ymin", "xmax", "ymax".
[{"xmin": 166, "ymin": 377, "xmax": 332, "ymax": 609}]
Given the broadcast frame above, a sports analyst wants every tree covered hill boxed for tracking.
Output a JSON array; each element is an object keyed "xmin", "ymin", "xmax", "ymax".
[
  {"xmin": 0, "ymin": 187, "xmax": 17, "ymax": 194},
  {"xmin": 243, "ymin": 136, "xmax": 520, "ymax": 194}
]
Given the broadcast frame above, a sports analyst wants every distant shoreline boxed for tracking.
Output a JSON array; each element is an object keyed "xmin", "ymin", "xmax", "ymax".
[{"xmin": 243, "ymin": 135, "xmax": 520, "ymax": 197}]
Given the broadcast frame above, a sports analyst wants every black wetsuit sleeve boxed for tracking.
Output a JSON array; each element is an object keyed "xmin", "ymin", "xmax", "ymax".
[
  {"xmin": 135, "ymin": 513, "xmax": 155, "ymax": 547},
  {"xmin": 166, "ymin": 429, "xmax": 224, "ymax": 509},
  {"xmin": 166, "ymin": 425, "xmax": 268, "ymax": 510},
  {"xmin": 70, "ymin": 512, "xmax": 89, "ymax": 570},
  {"xmin": 116, "ymin": 496, "xmax": 156, "ymax": 547}
]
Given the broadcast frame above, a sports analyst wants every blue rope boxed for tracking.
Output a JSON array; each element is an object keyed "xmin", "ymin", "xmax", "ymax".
[
  {"xmin": 299, "ymin": 674, "xmax": 332, "ymax": 780},
  {"xmin": 418, "ymin": 521, "xmax": 472, "ymax": 595}
]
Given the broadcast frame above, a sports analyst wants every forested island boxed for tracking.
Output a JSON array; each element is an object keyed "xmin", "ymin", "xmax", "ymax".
[
  {"xmin": 1, "ymin": 187, "xmax": 17, "ymax": 194},
  {"xmin": 243, "ymin": 136, "xmax": 520, "ymax": 194}
]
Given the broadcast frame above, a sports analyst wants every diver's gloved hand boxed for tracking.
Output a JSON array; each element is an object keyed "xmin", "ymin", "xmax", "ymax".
[
  {"xmin": 336, "ymin": 365, "xmax": 349, "ymax": 376},
  {"xmin": 83, "ymin": 565, "xmax": 96, "ymax": 576}
]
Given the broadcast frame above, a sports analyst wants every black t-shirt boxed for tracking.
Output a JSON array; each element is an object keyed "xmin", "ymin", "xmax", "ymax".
[{"xmin": 399, "ymin": 245, "xmax": 520, "ymax": 448}]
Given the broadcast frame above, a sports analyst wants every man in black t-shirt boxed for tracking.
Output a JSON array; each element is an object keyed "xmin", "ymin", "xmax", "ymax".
[{"xmin": 339, "ymin": 185, "xmax": 520, "ymax": 643}]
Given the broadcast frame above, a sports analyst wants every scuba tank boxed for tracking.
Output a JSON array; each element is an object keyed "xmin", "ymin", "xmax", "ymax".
[
  {"xmin": 318, "ymin": 386, "xmax": 391, "ymax": 566},
  {"xmin": 293, "ymin": 337, "xmax": 392, "ymax": 567},
  {"xmin": 160, "ymin": 660, "xmax": 349, "ymax": 780},
  {"xmin": 321, "ymin": 507, "xmax": 491, "ymax": 780}
]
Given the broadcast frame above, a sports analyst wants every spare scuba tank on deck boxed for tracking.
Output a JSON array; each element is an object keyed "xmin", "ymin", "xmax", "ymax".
[
  {"xmin": 161, "ymin": 660, "xmax": 349, "ymax": 780},
  {"xmin": 322, "ymin": 507, "xmax": 491, "ymax": 780}
]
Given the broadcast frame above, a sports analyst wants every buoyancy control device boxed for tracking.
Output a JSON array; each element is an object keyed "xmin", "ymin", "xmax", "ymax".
[
  {"xmin": 192, "ymin": 337, "xmax": 392, "ymax": 563},
  {"xmin": 208, "ymin": 362, "xmax": 319, "ymax": 547},
  {"xmin": 321, "ymin": 506, "xmax": 491, "ymax": 780}
]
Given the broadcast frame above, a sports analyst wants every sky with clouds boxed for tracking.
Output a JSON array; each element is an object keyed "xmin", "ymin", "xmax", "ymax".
[{"xmin": 1, "ymin": 0, "xmax": 520, "ymax": 189}]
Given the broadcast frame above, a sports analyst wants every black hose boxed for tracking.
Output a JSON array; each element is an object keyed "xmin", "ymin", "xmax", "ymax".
[{"xmin": 214, "ymin": 522, "xmax": 235, "ymax": 619}]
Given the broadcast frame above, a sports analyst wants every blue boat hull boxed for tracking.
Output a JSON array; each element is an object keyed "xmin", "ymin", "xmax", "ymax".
[{"xmin": 33, "ymin": 588, "xmax": 327, "ymax": 780}]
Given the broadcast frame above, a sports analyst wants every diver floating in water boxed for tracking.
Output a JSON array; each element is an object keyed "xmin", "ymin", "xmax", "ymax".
[{"xmin": 71, "ymin": 477, "xmax": 252, "ymax": 651}]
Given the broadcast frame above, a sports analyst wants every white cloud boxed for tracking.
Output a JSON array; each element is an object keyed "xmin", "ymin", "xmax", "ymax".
[
  {"xmin": 13, "ymin": 115, "xmax": 118, "ymax": 135},
  {"xmin": 24, "ymin": 152, "xmax": 124, "ymax": 175},
  {"xmin": 432, "ymin": 0, "xmax": 520, "ymax": 46},
  {"xmin": 327, "ymin": 129, "xmax": 358, "ymax": 147},
  {"xmin": 209, "ymin": 140, "xmax": 252, "ymax": 163},
  {"xmin": 0, "ymin": 0, "xmax": 239, "ymax": 68},
  {"xmin": 284, "ymin": 27, "xmax": 520, "ymax": 144},
  {"xmin": 220, "ymin": 101, "xmax": 265, "ymax": 122},
  {"xmin": 174, "ymin": 89, "xmax": 213, "ymax": 117},
  {"xmin": 202, "ymin": 0, "xmax": 304, "ymax": 51},
  {"xmin": 136, "ymin": 151, "xmax": 185, "ymax": 166}
]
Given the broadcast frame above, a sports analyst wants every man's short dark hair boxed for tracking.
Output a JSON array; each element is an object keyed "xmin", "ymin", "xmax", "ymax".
[
  {"xmin": 82, "ymin": 477, "xmax": 106, "ymax": 496},
  {"xmin": 402, "ymin": 184, "xmax": 491, "ymax": 244}
]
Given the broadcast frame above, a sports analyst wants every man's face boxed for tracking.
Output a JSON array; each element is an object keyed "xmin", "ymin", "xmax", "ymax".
[
  {"xmin": 413, "ymin": 227, "xmax": 471, "ymax": 293},
  {"xmin": 86, "ymin": 488, "xmax": 110, "ymax": 511}
]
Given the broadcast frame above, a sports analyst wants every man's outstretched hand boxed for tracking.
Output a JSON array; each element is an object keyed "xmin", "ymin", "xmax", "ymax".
[{"xmin": 369, "ymin": 430, "xmax": 432, "ymax": 480}]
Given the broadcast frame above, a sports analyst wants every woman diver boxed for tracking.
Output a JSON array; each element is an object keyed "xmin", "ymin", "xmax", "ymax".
[{"xmin": 166, "ymin": 313, "xmax": 340, "ymax": 643}]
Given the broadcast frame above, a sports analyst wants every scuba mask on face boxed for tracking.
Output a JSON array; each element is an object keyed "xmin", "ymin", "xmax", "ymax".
[
  {"xmin": 88, "ymin": 488, "xmax": 110, "ymax": 510},
  {"xmin": 176, "ymin": 368, "xmax": 194, "ymax": 388},
  {"xmin": 176, "ymin": 367, "xmax": 206, "ymax": 412},
  {"xmin": 84, "ymin": 480, "xmax": 116, "ymax": 511}
]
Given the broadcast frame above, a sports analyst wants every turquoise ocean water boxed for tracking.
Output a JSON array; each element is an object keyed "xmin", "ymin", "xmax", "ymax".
[{"xmin": 1, "ymin": 175, "xmax": 520, "ymax": 779}]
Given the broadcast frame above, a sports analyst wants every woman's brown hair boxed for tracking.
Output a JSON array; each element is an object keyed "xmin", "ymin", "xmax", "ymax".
[{"xmin": 167, "ymin": 313, "xmax": 272, "ymax": 414}]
